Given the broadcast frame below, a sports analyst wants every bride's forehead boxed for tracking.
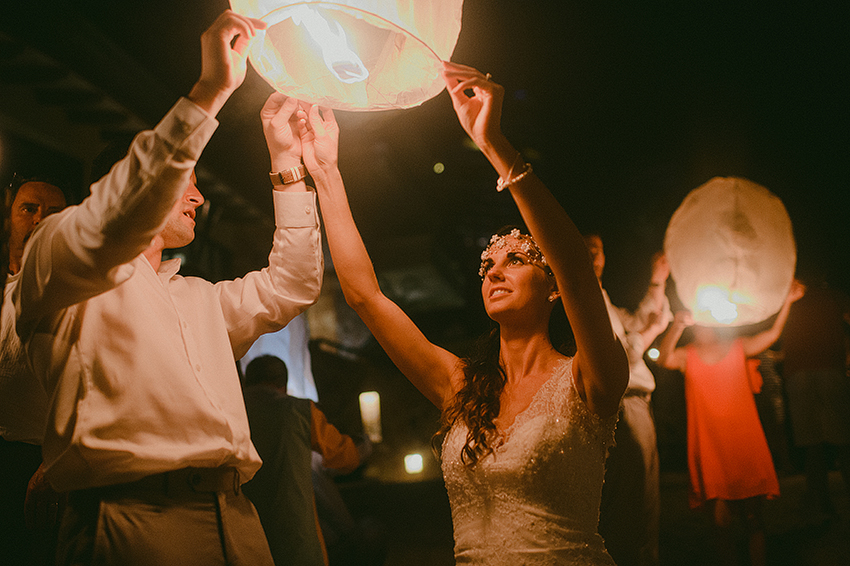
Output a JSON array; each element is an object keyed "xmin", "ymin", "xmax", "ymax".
[
  {"xmin": 482, "ymin": 231, "xmax": 535, "ymax": 258},
  {"xmin": 486, "ymin": 237, "xmax": 526, "ymax": 258},
  {"xmin": 479, "ymin": 229, "xmax": 549, "ymax": 277}
]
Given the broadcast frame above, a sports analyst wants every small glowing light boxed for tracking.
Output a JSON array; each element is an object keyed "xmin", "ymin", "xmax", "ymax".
[
  {"xmin": 433, "ymin": 162, "xmax": 445, "ymax": 174},
  {"xmin": 358, "ymin": 391, "xmax": 382, "ymax": 443},
  {"xmin": 404, "ymin": 453, "xmax": 424, "ymax": 474},
  {"xmin": 647, "ymin": 348, "xmax": 660, "ymax": 361}
]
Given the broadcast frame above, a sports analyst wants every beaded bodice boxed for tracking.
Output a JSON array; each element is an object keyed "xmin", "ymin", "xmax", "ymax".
[{"xmin": 441, "ymin": 358, "xmax": 617, "ymax": 565}]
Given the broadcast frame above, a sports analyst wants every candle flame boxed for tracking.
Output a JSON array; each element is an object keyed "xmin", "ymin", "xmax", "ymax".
[{"xmin": 291, "ymin": 5, "xmax": 369, "ymax": 84}]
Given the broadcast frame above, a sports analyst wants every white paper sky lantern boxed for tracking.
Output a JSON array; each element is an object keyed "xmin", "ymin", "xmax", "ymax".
[
  {"xmin": 230, "ymin": 0, "xmax": 465, "ymax": 111},
  {"xmin": 664, "ymin": 177, "xmax": 796, "ymax": 327}
]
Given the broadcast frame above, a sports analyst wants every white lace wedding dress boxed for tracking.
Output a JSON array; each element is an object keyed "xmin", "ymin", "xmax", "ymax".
[{"xmin": 441, "ymin": 358, "xmax": 617, "ymax": 565}]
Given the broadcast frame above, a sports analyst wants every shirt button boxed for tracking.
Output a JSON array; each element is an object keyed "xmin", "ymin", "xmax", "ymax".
[{"xmin": 304, "ymin": 206, "xmax": 312, "ymax": 214}]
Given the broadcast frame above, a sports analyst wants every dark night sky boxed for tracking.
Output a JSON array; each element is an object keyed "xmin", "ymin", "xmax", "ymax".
[{"xmin": 3, "ymin": 1, "xmax": 849, "ymax": 304}]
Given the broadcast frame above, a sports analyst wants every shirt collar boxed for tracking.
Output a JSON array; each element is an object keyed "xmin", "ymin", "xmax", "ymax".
[{"xmin": 158, "ymin": 257, "xmax": 182, "ymax": 279}]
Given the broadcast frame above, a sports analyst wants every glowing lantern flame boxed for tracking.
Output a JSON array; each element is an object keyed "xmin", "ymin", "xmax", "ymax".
[
  {"xmin": 665, "ymin": 177, "xmax": 796, "ymax": 327},
  {"xmin": 291, "ymin": 5, "xmax": 368, "ymax": 83},
  {"xmin": 696, "ymin": 286, "xmax": 740, "ymax": 324},
  {"xmin": 229, "ymin": 0, "xmax": 465, "ymax": 111}
]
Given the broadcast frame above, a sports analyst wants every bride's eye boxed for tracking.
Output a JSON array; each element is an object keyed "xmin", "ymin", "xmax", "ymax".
[{"xmin": 507, "ymin": 253, "xmax": 526, "ymax": 266}]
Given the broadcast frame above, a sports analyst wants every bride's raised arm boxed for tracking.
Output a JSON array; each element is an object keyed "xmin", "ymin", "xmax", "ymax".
[
  {"xmin": 442, "ymin": 62, "xmax": 628, "ymax": 417},
  {"xmin": 297, "ymin": 102, "xmax": 462, "ymax": 409}
]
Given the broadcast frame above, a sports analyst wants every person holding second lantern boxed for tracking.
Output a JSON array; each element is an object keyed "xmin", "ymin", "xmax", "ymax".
[
  {"xmin": 298, "ymin": 61, "xmax": 628, "ymax": 565},
  {"xmin": 656, "ymin": 281, "xmax": 804, "ymax": 566}
]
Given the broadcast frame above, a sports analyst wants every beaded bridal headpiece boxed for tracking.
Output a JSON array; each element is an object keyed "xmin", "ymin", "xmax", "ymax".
[{"xmin": 479, "ymin": 228, "xmax": 549, "ymax": 278}]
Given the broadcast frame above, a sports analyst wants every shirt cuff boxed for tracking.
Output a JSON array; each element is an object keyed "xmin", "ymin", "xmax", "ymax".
[{"xmin": 273, "ymin": 189, "xmax": 319, "ymax": 228}]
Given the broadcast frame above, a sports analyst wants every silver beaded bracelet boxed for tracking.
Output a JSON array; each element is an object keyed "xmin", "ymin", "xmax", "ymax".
[{"xmin": 496, "ymin": 162, "xmax": 533, "ymax": 192}]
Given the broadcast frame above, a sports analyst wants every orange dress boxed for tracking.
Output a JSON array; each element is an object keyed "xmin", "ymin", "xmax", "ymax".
[{"xmin": 684, "ymin": 339, "xmax": 779, "ymax": 508}]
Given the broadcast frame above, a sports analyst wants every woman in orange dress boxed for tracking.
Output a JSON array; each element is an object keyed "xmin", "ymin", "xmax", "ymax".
[{"xmin": 657, "ymin": 282, "xmax": 803, "ymax": 566}]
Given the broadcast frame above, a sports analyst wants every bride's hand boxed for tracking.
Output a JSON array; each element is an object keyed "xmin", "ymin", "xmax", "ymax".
[
  {"xmin": 297, "ymin": 103, "xmax": 339, "ymax": 182},
  {"xmin": 442, "ymin": 61, "xmax": 505, "ymax": 151}
]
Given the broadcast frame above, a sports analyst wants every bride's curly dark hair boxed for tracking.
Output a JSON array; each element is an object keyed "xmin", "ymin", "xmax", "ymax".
[{"xmin": 434, "ymin": 290, "xmax": 575, "ymax": 468}]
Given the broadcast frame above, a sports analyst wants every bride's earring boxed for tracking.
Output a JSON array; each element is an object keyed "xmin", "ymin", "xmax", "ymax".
[{"xmin": 548, "ymin": 294, "xmax": 558, "ymax": 303}]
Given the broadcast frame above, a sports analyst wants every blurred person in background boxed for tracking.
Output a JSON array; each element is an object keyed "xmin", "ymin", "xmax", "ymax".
[
  {"xmin": 782, "ymin": 274, "xmax": 850, "ymax": 525},
  {"xmin": 1, "ymin": 173, "xmax": 67, "ymax": 566},
  {"xmin": 242, "ymin": 355, "xmax": 364, "ymax": 566},
  {"xmin": 658, "ymin": 282, "xmax": 804, "ymax": 566},
  {"xmin": 587, "ymin": 234, "xmax": 671, "ymax": 566}
]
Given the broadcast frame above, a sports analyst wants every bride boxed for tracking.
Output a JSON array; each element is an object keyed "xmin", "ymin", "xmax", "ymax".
[{"xmin": 291, "ymin": 61, "xmax": 628, "ymax": 564}]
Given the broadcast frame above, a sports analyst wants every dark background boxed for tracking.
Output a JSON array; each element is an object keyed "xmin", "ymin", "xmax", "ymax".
[
  {"xmin": 2, "ymin": 0, "xmax": 847, "ymax": 310},
  {"xmin": 2, "ymin": 3, "xmax": 848, "ymax": 563}
]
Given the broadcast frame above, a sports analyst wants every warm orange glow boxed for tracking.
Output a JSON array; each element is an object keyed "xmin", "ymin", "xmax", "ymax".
[
  {"xmin": 230, "ymin": 0, "xmax": 465, "ymax": 111},
  {"xmin": 291, "ymin": 4, "xmax": 368, "ymax": 83}
]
